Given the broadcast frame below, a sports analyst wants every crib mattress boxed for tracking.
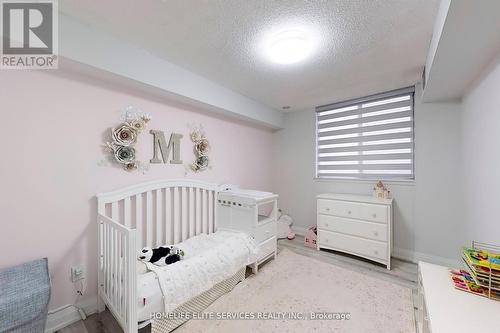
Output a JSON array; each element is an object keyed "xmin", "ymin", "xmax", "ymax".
[{"xmin": 136, "ymin": 231, "xmax": 257, "ymax": 322}]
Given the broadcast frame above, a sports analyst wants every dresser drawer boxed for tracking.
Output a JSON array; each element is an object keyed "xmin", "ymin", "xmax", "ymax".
[
  {"xmin": 318, "ymin": 215, "xmax": 387, "ymax": 242},
  {"xmin": 318, "ymin": 199, "xmax": 388, "ymax": 223},
  {"xmin": 254, "ymin": 220, "xmax": 277, "ymax": 243},
  {"xmin": 318, "ymin": 199, "xmax": 362, "ymax": 219},
  {"xmin": 258, "ymin": 236, "xmax": 276, "ymax": 261},
  {"xmin": 360, "ymin": 203, "xmax": 388, "ymax": 223},
  {"xmin": 318, "ymin": 230, "xmax": 387, "ymax": 261}
]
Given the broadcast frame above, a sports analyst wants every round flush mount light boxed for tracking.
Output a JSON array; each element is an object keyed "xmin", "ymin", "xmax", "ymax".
[{"xmin": 263, "ymin": 28, "xmax": 316, "ymax": 65}]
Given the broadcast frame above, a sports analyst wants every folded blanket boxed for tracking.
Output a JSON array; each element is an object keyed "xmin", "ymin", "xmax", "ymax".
[{"xmin": 146, "ymin": 230, "xmax": 258, "ymax": 312}]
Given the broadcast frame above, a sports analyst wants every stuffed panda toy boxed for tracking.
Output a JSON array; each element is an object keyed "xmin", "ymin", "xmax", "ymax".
[{"xmin": 138, "ymin": 245, "xmax": 185, "ymax": 266}]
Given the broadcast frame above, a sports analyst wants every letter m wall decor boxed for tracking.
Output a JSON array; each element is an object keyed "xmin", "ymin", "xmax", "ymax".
[{"xmin": 150, "ymin": 130, "xmax": 183, "ymax": 164}]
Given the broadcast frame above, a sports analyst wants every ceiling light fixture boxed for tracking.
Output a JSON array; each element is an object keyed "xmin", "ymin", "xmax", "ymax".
[{"xmin": 263, "ymin": 28, "xmax": 316, "ymax": 65}]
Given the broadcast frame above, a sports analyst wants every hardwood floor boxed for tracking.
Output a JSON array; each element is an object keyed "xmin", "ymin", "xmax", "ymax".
[{"xmin": 58, "ymin": 235, "xmax": 418, "ymax": 333}]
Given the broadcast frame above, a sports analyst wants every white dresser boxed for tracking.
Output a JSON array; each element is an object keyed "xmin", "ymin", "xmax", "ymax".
[
  {"xmin": 217, "ymin": 189, "xmax": 278, "ymax": 273},
  {"xmin": 317, "ymin": 193, "xmax": 393, "ymax": 269}
]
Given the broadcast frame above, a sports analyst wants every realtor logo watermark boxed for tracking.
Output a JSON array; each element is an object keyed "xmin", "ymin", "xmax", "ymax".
[{"xmin": 1, "ymin": 0, "xmax": 58, "ymax": 69}]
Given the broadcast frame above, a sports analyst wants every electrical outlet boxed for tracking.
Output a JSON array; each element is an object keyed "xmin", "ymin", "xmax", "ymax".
[{"xmin": 71, "ymin": 265, "xmax": 85, "ymax": 283}]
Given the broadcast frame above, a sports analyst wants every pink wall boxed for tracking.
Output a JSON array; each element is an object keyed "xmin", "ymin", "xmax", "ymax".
[{"xmin": 0, "ymin": 69, "xmax": 273, "ymax": 310}]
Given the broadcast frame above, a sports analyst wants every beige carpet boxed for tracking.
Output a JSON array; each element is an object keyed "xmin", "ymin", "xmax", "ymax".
[{"xmin": 175, "ymin": 248, "xmax": 415, "ymax": 333}]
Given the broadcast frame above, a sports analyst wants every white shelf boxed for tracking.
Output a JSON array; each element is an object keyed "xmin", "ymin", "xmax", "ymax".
[{"xmin": 418, "ymin": 261, "xmax": 500, "ymax": 332}]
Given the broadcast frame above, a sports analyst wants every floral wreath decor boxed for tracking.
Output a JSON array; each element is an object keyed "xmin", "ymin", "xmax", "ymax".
[
  {"xmin": 189, "ymin": 125, "xmax": 211, "ymax": 172},
  {"xmin": 103, "ymin": 107, "xmax": 151, "ymax": 171}
]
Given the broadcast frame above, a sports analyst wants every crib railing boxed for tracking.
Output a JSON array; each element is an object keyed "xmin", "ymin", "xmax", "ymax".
[{"xmin": 98, "ymin": 214, "xmax": 137, "ymax": 333}]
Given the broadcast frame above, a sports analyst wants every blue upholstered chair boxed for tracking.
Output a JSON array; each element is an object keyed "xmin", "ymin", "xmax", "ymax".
[{"xmin": 0, "ymin": 258, "xmax": 51, "ymax": 332}]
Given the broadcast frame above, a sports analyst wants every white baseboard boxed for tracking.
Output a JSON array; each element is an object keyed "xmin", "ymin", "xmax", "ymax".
[
  {"xmin": 393, "ymin": 247, "xmax": 461, "ymax": 267},
  {"xmin": 45, "ymin": 297, "xmax": 97, "ymax": 333}
]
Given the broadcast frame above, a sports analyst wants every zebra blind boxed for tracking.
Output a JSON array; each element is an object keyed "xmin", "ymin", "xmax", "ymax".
[{"xmin": 316, "ymin": 87, "xmax": 414, "ymax": 180}]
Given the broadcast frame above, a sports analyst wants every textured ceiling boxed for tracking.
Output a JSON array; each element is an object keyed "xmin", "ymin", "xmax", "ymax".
[{"xmin": 60, "ymin": 0, "xmax": 439, "ymax": 111}]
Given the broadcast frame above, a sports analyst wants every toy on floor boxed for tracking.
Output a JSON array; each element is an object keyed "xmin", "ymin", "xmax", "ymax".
[
  {"xmin": 277, "ymin": 209, "xmax": 295, "ymax": 240},
  {"xmin": 304, "ymin": 226, "xmax": 317, "ymax": 248},
  {"xmin": 138, "ymin": 245, "xmax": 185, "ymax": 266}
]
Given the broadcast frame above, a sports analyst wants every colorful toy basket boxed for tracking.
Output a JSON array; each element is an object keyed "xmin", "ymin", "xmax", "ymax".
[{"xmin": 304, "ymin": 226, "xmax": 317, "ymax": 248}]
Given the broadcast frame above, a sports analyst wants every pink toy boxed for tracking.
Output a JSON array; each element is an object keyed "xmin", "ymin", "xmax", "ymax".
[{"xmin": 304, "ymin": 226, "xmax": 317, "ymax": 248}]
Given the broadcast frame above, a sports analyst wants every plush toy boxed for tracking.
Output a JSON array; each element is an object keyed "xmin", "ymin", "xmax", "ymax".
[
  {"xmin": 138, "ymin": 245, "xmax": 185, "ymax": 266},
  {"xmin": 276, "ymin": 209, "xmax": 295, "ymax": 240}
]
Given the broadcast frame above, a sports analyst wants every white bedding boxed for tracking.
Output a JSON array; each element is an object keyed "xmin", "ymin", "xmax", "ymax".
[{"xmin": 137, "ymin": 230, "xmax": 259, "ymax": 321}]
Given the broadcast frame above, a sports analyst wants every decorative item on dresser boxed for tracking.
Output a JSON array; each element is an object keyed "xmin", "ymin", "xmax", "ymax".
[
  {"xmin": 217, "ymin": 189, "xmax": 278, "ymax": 273},
  {"xmin": 316, "ymin": 193, "xmax": 393, "ymax": 269}
]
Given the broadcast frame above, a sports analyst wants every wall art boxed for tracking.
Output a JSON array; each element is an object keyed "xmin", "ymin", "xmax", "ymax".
[
  {"xmin": 150, "ymin": 130, "xmax": 183, "ymax": 164},
  {"xmin": 102, "ymin": 106, "xmax": 151, "ymax": 172},
  {"xmin": 187, "ymin": 124, "xmax": 211, "ymax": 173}
]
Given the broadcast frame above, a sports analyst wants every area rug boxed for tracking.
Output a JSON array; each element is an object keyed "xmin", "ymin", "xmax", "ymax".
[{"xmin": 174, "ymin": 248, "xmax": 415, "ymax": 333}]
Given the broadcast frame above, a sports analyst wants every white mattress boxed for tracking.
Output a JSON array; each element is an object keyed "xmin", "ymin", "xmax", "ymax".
[{"xmin": 136, "ymin": 231, "xmax": 257, "ymax": 322}]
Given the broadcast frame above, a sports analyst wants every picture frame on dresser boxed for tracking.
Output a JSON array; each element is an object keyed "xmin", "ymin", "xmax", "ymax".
[{"xmin": 316, "ymin": 193, "xmax": 393, "ymax": 269}]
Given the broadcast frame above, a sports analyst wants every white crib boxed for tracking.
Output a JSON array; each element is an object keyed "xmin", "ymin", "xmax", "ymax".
[{"xmin": 96, "ymin": 179, "xmax": 233, "ymax": 333}]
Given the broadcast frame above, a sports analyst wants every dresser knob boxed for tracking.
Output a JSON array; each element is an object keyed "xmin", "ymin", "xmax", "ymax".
[
  {"xmin": 374, "ymin": 231, "xmax": 378, "ymax": 236},
  {"xmin": 325, "ymin": 223, "xmax": 329, "ymax": 227},
  {"xmin": 266, "ymin": 230, "xmax": 270, "ymax": 234},
  {"xmin": 348, "ymin": 210, "xmax": 352, "ymax": 214},
  {"xmin": 374, "ymin": 250, "xmax": 378, "ymax": 255},
  {"xmin": 372, "ymin": 213, "xmax": 377, "ymax": 218},
  {"xmin": 325, "ymin": 239, "xmax": 329, "ymax": 243},
  {"xmin": 325, "ymin": 208, "xmax": 330, "ymax": 211}
]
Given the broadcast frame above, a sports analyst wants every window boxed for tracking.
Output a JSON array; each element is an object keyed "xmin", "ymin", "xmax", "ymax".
[{"xmin": 316, "ymin": 87, "xmax": 414, "ymax": 180}]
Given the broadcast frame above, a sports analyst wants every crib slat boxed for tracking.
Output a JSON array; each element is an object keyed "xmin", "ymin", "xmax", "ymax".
[
  {"xmin": 165, "ymin": 188, "xmax": 172, "ymax": 244},
  {"xmin": 108, "ymin": 224, "xmax": 112, "ymax": 297},
  {"xmin": 156, "ymin": 189, "xmax": 163, "ymax": 246},
  {"xmin": 195, "ymin": 188, "xmax": 201, "ymax": 234},
  {"xmin": 127, "ymin": 231, "xmax": 137, "ymax": 330},
  {"xmin": 208, "ymin": 190, "xmax": 214, "ymax": 234},
  {"xmin": 121, "ymin": 233, "xmax": 125, "ymax": 319},
  {"xmin": 181, "ymin": 187, "xmax": 188, "ymax": 241},
  {"xmin": 135, "ymin": 194, "xmax": 142, "ymax": 251},
  {"xmin": 146, "ymin": 191, "xmax": 153, "ymax": 247},
  {"xmin": 188, "ymin": 187, "xmax": 195, "ymax": 237},
  {"xmin": 213, "ymin": 190, "xmax": 218, "ymax": 231},
  {"xmin": 111, "ymin": 202, "xmax": 118, "ymax": 222},
  {"xmin": 108, "ymin": 225, "xmax": 112, "ymax": 298},
  {"xmin": 97, "ymin": 204, "xmax": 104, "ymax": 308},
  {"xmin": 114, "ymin": 229, "xmax": 118, "ymax": 307},
  {"xmin": 117, "ymin": 232, "xmax": 122, "ymax": 316},
  {"xmin": 123, "ymin": 197, "xmax": 131, "ymax": 227},
  {"xmin": 174, "ymin": 187, "xmax": 180, "ymax": 243},
  {"xmin": 123, "ymin": 232, "xmax": 128, "ymax": 322},
  {"xmin": 104, "ymin": 223, "xmax": 108, "ymax": 295},
  {"xmin": 202, "ymin": 190, "xmax": 208, "ymax": 234},
  {"xmin": 110, "ymin": 227, "xmax": 115, "ymax": 304}
]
